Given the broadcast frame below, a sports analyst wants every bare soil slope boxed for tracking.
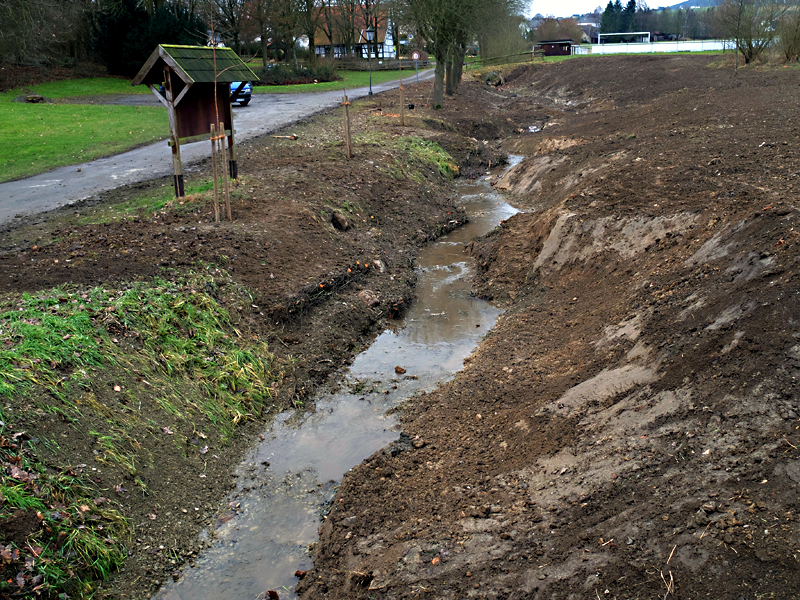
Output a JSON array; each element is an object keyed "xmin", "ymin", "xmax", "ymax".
[{"xmin": 299, "ymin": 55, "xmax": 800, "ymax": 599}]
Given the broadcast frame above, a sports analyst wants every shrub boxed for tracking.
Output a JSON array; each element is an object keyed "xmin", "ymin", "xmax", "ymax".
[{"xmin": 254, "ymin": 64, "xmax": 339, "ymax": 86}]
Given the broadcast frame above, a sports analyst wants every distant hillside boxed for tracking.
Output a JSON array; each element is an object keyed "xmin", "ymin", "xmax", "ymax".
[{"xmin": 660, "ymin": 0, "xmax": 719, "ymax": 9}]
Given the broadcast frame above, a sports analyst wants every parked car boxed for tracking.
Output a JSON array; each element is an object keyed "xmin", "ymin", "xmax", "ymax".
[
  {"xmin": 157, "ymin": 81, "xmax": 252, "ymax": 105},
  {"xmin": 230, "ymin": 81, "xmax": 252, "ymax": 106}
]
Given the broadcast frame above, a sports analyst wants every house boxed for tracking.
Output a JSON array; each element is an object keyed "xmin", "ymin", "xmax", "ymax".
[
  {"xmin": 314, "ymin": 13, "xmax": 395, "ymax": 59},
  {"xmin": 579, "ymin": 23, "xmax": 599, "ymax": 44}
]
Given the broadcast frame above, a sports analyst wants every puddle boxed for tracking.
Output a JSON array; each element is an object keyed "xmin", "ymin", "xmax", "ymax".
[{"xmin": 155, "ymin": 159, "xmax": 521, "ymax": 600}]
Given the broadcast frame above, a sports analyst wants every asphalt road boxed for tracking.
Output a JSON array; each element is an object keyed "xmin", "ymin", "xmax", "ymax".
[{"xmin": 0, "ymin": 70, "xmax": 433, "ymax": 226}]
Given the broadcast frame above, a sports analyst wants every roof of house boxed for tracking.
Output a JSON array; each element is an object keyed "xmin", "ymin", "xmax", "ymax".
[
  {"xmin": 314, "ymin": 10, "xmax": 389, "ymax": 47},
  {"xmin": 131, "ymin": 45, "xmax": 259, "ymax": 87}
]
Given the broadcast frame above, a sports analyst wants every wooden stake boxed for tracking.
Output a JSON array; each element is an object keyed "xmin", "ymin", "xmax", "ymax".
[
  {"xmin": 400, "ymin": 83, "xmax": 405, "ymax": 127},
  {"xmin": 165, "ymin": 66, "xmax": 184, "ymax": 198},
  {"xmin": 342, "ymin": 92, "xmax": 353, "ymax": 159},
  {"xmin": 220, "ymin": 122, "xmax": 232, "ymax": 221},
  {"xmin": 211, "ymin": 123, "xmax": 220, "ymax": 223}
]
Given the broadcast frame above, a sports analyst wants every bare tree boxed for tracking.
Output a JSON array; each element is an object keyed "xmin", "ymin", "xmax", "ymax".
[
  {"xmin": 0, "ymin": 0, "xmax": 92, "ymax": 65},
  {"xmin": 405, "ymin": 0, "xmax": 524, "ymax": 107},
  {"xmin": 532, "ymin": 17, "xmax": 584, "ymax": 43},
  {"xmin": 213, "ymin": 0, "xmax": 252, "ymax": 54},
  {"xmin": 476, "ymin": 10, "xmax": 528, "ymax": 58},
  {"xmin": 249, "ymin": 0, "xmax": 300, "ymax": 62},
  {"xmin": 776, "ymin": 6, "xmax": 800, "ymax": 60},
  {"xmin": 360, "ymin": 0, "xmax": 387, "ymax": 60},
  {"xmin": 297, "ymin": 0, "xmax": 323, "ymax": 65},
  {"xmin": 317, "ymin": 0, "xmax": 358, "ymax": 58},
  {"xmin": 717, "ymin": 0, "xmax": 787, "ymax": 66}
]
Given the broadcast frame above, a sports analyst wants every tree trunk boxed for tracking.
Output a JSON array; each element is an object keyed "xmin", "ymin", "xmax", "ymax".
[
  {"xmin": 445, "ymin": 57, "xmax": 454, "ymax": 96},
  {"xmin": 433, "ymin": 58, "xmax": 445, "ymax": 108},
  {"xmin": 308, "ymin": 38, "xmax": 317, "ymax": 67},
  {"xmin": 452, "ymin": 47, "xmax": 465, "ymax": 91},
  {"xmin": 261, "ymin": 30, "xmax": 269, "ymax": 64}
]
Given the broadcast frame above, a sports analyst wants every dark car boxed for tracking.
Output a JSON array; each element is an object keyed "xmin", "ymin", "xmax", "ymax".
[{"xmin": 230, "ymin": 81, "xmax": 252, "ymax": 106}]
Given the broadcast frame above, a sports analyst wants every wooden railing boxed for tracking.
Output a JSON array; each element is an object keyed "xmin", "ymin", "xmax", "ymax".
[
  {"xmin": 467, "ymin": 51, "xmax": 543, "ymax": 69},
  {"xmin": 331, "ymin": 59, "xmax": 431, "ymax": 71}
]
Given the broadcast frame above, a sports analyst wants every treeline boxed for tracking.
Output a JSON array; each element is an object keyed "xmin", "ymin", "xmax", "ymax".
[
  {"xmin": 597, "ymin": 0, "xmax": 800, "ymax": 64},
  {"xmin": 599, "ymin": 0, "xmax": 723, "ymax": 40},
  {"xmin": 0, "ymin": 0, "xmax": 529, "ymax": 82},
  {"xmin": 0, "ymin": 0, "xmax": 208, "ymax": 76}
]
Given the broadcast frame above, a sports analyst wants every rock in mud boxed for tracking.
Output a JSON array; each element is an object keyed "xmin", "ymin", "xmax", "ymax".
[
  {"xmin": 358, "ymin": 290, "xmax": 379, "ymax": 306},
  {"xmin": 331, "ymin": 212, "xmax": 350, "ymax": 231}
]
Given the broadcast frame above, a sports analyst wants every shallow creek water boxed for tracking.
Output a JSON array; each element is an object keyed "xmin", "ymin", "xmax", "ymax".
[{"xmin": 156, "ymin": 162, "xmax": 521, "ymax": 600}]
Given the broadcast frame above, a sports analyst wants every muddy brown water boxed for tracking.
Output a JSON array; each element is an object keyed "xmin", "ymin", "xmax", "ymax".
[{"xmin": 155, "ymin": 160, "xmax": 521, "ymax": 600}]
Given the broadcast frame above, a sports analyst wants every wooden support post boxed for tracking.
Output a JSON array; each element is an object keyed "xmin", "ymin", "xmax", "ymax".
[
  {"xmin": 342, "ymin": 92, "xmax": 353, "ymax": 159},
  {"xmin": 211, "ymin": 123, "xmax": 220, "ymax": 223},
  {"xmin": 220, "ymin": 122, "xmax": 232, "ymax": 221},
  {"xmin": 227, "ymin": 123, "xmax": 238, "ymax": 180},
  {"xmin": 164, "ymin": 66, "xmax": 184, "ymax": 197}
]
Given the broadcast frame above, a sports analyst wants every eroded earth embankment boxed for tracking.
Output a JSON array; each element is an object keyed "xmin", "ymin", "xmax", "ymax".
[{"xmin": 300, "ymin": 55, "xmax": 800, "ymax": 599}]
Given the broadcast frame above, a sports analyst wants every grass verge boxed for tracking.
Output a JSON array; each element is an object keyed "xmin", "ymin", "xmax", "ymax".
[{"xmin": 0, "ymin": 269, "xmax": 284, "ymax": 598}]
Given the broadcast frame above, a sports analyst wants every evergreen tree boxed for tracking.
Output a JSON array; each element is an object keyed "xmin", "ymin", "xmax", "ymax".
[
  {"xmin": 93, "ymin": 0, "xmax": 206, "ymax": 76},
  {"xmin": 622, "ymin": 0, "xmax": 636, "ymax": 32},
  {"xmin": 600, "ymin": 0, "xmax": 619, "ymax": 33}
]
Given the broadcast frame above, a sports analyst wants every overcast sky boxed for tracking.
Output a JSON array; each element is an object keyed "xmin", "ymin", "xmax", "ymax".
[{"xmin": 528, "ymin": 0, "xmax": 672, "ymax": 19}]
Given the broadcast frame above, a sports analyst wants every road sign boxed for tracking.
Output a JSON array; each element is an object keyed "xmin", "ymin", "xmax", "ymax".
[{"xmin": 411, "ymin": 51, "xmax": 420, "ymax": 61}]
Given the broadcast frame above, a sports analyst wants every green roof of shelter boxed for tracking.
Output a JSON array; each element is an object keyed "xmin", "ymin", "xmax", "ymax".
[{"xmin": 132, "ymin": 44, "xmax": 259, "ymax": 86}]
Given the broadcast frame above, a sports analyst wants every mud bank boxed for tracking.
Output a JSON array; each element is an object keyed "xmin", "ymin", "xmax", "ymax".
[{"xmin": 299, "ymin": 56, "xmax": 800, "ymax": 599}]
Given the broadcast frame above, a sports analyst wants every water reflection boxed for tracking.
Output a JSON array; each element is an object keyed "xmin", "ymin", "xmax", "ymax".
[{"xmin": 156, "ymin": 165, "xmax": 520, "ymax": 600}]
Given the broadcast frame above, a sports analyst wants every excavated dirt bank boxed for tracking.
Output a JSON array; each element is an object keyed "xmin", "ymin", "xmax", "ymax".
[{"xmin": 298, "ymin": 55, "xmax": 800, "ymax": 599}]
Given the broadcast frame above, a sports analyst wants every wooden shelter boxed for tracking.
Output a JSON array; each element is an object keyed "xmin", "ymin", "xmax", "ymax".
[
  {"xmin": 536, "ymin": 40, "xmax": 573, "ymax": 56},
  {"xmin": 132, "ymin": 44, "xmax": 258, "ymax": 197}
]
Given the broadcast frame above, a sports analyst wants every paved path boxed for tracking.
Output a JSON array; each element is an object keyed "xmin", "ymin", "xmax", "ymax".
[{"xmin": 0, "ymin": 70, "xmax": 433, "ymax": 226}]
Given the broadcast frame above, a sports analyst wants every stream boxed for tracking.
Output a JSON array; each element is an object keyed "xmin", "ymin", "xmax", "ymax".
[{"xmin": 155, "ymin": 160, "xmax": 521, "ymax": 600}]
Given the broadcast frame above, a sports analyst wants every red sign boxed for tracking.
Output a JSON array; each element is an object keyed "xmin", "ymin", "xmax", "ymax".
[{"xmin": 411, "ymin": 51, "xmax": 420, "ymax": 61}]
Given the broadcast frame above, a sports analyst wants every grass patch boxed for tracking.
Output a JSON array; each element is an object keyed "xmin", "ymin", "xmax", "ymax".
[
  {"xmin": 0, "ymin": 270, "xmax": 284, "ymax": 437},
  {"xmin": 347, "ymin": 132, "xmax": 458, "ymax": 182},
  {"xmin": 255, "ymin": 69, "xmax": 416, "ymax": 94},
  {"xmin": 0, "ymin": 434, "xmax": 130, "ymax": 598},
  {"xmin": 397, "ymin": 137, "xmax": 459, "ymax": 179},
  {"xmin": 0, "ymin": 76, "xmax": 167, "ymax": 183},
  {"xmin": 74, "ymin": 179, "xmax": 216, "ymax": 226}
]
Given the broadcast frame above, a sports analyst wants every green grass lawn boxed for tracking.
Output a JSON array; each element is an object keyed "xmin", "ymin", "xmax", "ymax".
[
  {"xmin": 0, "ymin": 78, "xmax": 167, "ymax": 183},
  {"xmin": 23, "ymin": 77, "xmax": 151, "ymax": 98},
  {"xmin": 0, "ymin": 70, "xmax": 420, "ymax": 183},
  {"xmin": 255, "ymin": 68, "xmax": 421, "ymax": 94}
]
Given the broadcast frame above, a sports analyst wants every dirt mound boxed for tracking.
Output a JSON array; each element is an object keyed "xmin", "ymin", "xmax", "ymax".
[{"xmin": 299, "ymin": 56, "xmax": 800, "ymax": 599}]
